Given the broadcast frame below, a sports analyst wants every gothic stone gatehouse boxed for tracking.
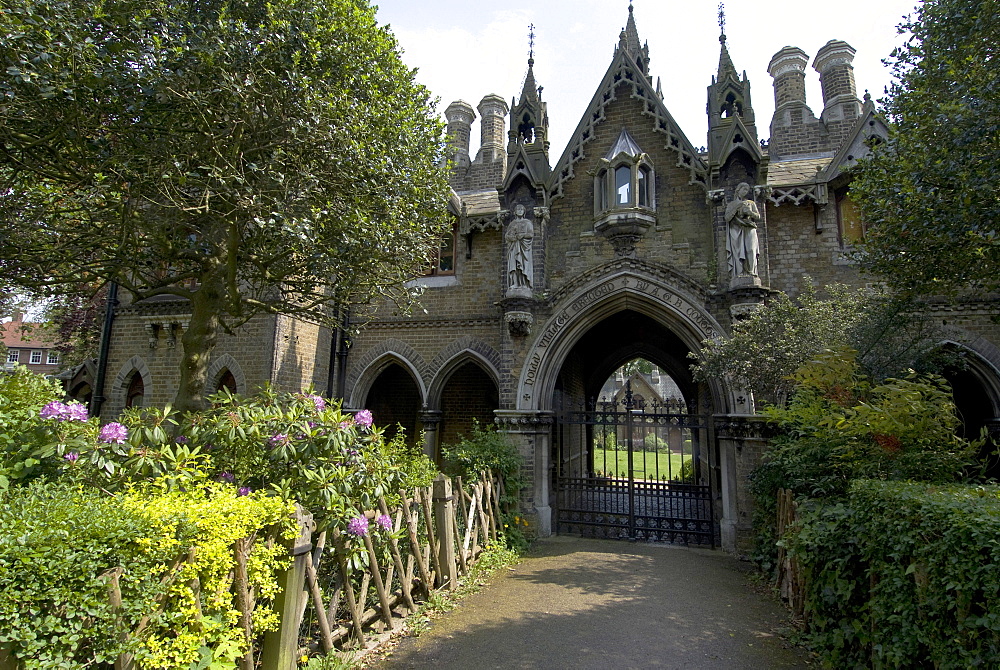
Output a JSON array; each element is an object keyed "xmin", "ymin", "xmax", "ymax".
[{"xmin": 102, "ymin": 8, "xmax": 1000, "ymax": 551}]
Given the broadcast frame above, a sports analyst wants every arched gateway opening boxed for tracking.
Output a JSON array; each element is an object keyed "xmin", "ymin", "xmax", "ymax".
[{"xmin": 550, "ymin": 310, "xmax": 718, "ymax": 545}]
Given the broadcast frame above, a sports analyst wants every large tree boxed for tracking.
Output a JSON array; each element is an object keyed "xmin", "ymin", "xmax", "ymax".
[
  {"xmin": 0, "ymin": 0, "xmax": 451, "ymax": 412},
  {"xmin": 852, "ymin": 0, "xmax": 1000, "ymax": 296}
]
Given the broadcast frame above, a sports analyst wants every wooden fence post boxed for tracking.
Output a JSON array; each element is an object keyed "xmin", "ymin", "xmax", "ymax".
[
  {"xmin": 432, "ymin": 474, "xmax": 458, "ymax": 590},
  {"xmin": 259, "ymin": 505, "xmax": 315, "ymax": 670}
]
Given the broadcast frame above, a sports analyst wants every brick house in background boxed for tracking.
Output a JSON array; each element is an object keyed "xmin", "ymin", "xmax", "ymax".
[
  {"xmin": 98, "ymin": 7, "xmax": 1000, "ymax": 550},
  {"xmin": 1, "ymin": 312, "xmax": 61, "ymax": 375}
]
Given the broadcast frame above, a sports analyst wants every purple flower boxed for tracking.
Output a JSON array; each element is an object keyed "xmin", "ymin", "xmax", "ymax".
[
  {"xmin": 175, "ymin": 435, "xmax": 189, "ymax": 443},
  {"xmin": 39, "ymin": 401, "xmax": 88, "ymax": 422},
  {"xmin": 64, "ymin": 452, "xmax": 79, "ymax": 462},
  {"xmin": 40, "ymin": 401, "xmax": 65, "ymax": 420},
  {"xmin": 238, "ymin": 486, "xmax": 252, "ymax": 496},
  {"xmin": 375, "ymin": 514, "xmax": 392, "ymax": 531},
  {"xmin": 99, "ymin": 422, "xmax": 129, "ymax": 444},
  {"xmin": 219, "ymin": 472, "xmax": 235, "ymax": 483},
  {"xmin": 65, "ymin": 403, "xmax": 89, "ymax": 421},
  {"xmin": 269, "ymin": 433, "xmax": 290, "ymax": 447},
  {"xmin": 346, "ymin": 516, "xmax": 369, "ymax": 537},
  {"xmin": 338, "ymin": 420, "xmax": 354, "ymax": 431},
  {"xmin": 354, "ymin": 409, "xmax": 373, "ymax": 429},
  {"xmin": 308, "ymin": 394, "xmax": 326, "ymax": 412}
]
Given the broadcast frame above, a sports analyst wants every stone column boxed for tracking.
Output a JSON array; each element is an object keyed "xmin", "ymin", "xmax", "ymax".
[
  {"xmin": 495, "ymin": 409, "xmax": 555, "ymax": 537},
  {"xmin": 714, "ymin": 415, "xmax": 775, "ymax": 553},
  {"xmin": 419, "ymin": 409, "xmax": 443, "ymax": 461}
]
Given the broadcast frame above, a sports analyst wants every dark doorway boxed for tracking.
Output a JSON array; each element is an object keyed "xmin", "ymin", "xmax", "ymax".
[
  {"xmin": 438, "ymin": 361, "xmax": 499, "ymax": 455},
  {"xmin": 365, "ymin": 363, "xmax": 421, "ymax": 446}
]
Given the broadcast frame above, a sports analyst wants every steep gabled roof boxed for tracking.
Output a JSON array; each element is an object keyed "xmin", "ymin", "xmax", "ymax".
[
  {"xmin": 504, "ymin": 141, "xmax": 546, "ymax": 190},
  {"xmin": 821, "ymin": 94, "xmax": 889, "ymax": 185},
  {"xmin": 548, "ymin": 47, "xmax": 708, "ymax": 199},
  {"xmin": 712, "ymin": 113, "xmax": 762, "ymax": 166}
]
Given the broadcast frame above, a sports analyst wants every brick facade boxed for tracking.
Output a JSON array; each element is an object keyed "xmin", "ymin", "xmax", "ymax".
[{"xmin": 99, "ymin": 8, "xmax": 1000, "ymax": 551}]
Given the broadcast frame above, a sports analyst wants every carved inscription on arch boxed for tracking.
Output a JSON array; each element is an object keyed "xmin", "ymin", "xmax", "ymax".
[{"xmin": 523, "ymin": 276, "xmax": 718, "ymax": 387}]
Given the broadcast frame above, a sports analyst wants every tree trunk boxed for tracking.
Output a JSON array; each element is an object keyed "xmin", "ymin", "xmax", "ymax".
[{"xmin": 174, "ymin": 274, "xmax": 224, "ymax": 414}]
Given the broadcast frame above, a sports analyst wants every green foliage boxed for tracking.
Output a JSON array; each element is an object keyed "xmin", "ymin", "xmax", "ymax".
[
  {"xmin": 440, "ymin": 421, "xmax": 526, "ymax": 549},
  {"xmin": 0, "ymin": 366, "xmax": 72, "ymax": 487},
  {"xmin": 852, "ymin": 0, "xmax": 1000, "ymax": 296},
  {"xmin": 750, "ymin": 348, "xmax": 977, "ymax": 570},
  {"xmin": 0, "ymin": 0, "xmax": 451, "ymax": 411},
  {"xmin": 1, "ymin": 382, "xmax": 437, "ymax": 540},
  {"xmin": 692, "ymin": 281, "xmax": 951, "ymax": 405},
  {"xmin": 786, "ymin": 481, "xmax": 1000, "ymax": 667},
  {"xmin": 0, "ymin": 481, "xmax": 294, "ymax": 669}
]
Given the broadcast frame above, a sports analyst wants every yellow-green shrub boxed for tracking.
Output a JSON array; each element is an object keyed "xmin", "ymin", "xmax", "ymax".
[{"xmin": 0, "ymin": 482, "xmax": 295, "ymax": 669}]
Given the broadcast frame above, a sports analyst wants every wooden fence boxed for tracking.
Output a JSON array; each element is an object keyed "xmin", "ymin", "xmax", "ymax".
[
  {"xmin": 259, "ymin": 470, "xmax": 506, "ymax": 668},
  {"xmin": 0, "ymin": 470, "xmax": 504, "ymax": 670},
  {"xmin": 774, "ymin": 488, "xmax": 804, "ymax": 617}
]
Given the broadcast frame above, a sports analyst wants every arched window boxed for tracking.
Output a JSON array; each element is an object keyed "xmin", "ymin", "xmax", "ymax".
[
  {"xmin": 615, "ymin": 165, "xmax": 631, "ymax": 205},
  {"xmin": 125, "ymin": 372, "xmax": 144, "ymax": 409},
  {"xmin": 593, "ymin": 129, "xmax": 656, "ymax": 216},
  {"xmin": 217, "ymin": 370, "xmax": 237, "ymax": 393}
]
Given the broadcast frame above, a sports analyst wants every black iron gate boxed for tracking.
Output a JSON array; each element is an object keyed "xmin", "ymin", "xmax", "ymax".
[{"xmin": 553, "ymin": 383, "xmax": 715, "ymax": 545}]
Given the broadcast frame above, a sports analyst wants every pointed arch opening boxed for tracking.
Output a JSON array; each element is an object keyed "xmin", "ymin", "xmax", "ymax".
[
  {"xmin": 364, "ymin": 362, "xmax": 422, "ymax": 446},
  {"xmin": 437, "ymin": 360, "xmax": 500, "ymax": 455}
]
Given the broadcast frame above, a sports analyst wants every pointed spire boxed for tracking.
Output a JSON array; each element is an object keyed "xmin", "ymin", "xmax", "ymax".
[
  {"xmin": 623, "ymin": 3, "xmax": 641, "ymax": 57},
  {"xmin": 617, "ymin": 2, "xmax": 649, "ymax": 74},
  {"xmin": 716, "ymin": 3, "xmax": 737, "ymax": 81},
  {"xmin": 518, "ymin": 24, "xmax": 539, "ymax": 105}
]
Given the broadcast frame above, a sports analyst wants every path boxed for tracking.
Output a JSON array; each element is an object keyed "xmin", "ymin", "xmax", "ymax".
[{"xmin": 372, "ymin": 536, "xmax": 811, "ymax": 669}]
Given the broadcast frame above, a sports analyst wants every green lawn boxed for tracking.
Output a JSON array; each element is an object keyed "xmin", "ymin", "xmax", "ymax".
[{"xmin": 592, "ymin": 449, "xmax": 689, "ymax": 481}]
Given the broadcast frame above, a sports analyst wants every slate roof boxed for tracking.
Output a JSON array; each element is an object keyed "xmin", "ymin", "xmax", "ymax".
[
  {"xmin": 767, "ymin": 156, "xmax": 833, "ymax": 186},
  {"xmin": 457, "ymin": 189, "xmax": 501, "ymax": 217}
]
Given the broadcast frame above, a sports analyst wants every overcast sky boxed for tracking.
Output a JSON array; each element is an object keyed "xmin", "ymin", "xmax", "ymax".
[{"xmin": 374, "ymin": 0, "xmax": 917, "ymax": 157}]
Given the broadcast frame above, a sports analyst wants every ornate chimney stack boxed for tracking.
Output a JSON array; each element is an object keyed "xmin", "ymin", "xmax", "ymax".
[{"xmin": 444, "ymin": 100, "xmax": 475, "ymax": 176}]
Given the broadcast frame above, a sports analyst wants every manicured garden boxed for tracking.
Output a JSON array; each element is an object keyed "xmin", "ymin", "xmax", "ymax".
[
  {"xmin": 0, "ymin": 366, "xmax": 523, "ymax": 669},
  {"xmin": 750, "ymin": 349, "xmax": 1000, "ymax": 667}
]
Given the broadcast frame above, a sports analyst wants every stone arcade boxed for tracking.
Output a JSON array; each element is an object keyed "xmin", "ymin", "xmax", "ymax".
[{"xmin": 98, "ymin": 7, "xmax": 1000, "ymax": 551}]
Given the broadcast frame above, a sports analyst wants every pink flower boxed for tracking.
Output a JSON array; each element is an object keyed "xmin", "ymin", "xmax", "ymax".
[
  {"xmin": 375, "ymin": 514, "xmax": 392, "ymax": 531},
  {"xmin": 308, "ymin": 394, "xmax": 326, "ymax": 412},
  {"xmin": 64, "ymin": 452, "xmax": 79, "ymax": 462},
  {"xmin": 40, "ymin": 401, "xmax": 88, "ymax": 422},
  {"xmin": 65, "ymin": 403, "xmax": 89, "ymax": 421},
  {"xmin": 354, "ymin": 409, "xmax": 373, "ymax": 429},
  {"xmin": 346, "ymin": 516, "xmax": 369, "ymax": 537},
  {"xmin": 269, "ymin": 433, "xmax": 290, "ymax": 446},
  {"xmin": 99, "ymin": 422, "xmax": 129, "ymax": 444},
  {"xmin": 338, "ymin": 419, "xmax": 354, "ymax": 431}
]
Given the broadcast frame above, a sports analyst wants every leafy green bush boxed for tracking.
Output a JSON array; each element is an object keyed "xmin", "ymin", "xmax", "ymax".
[
  {"xmin": 0, "ymin": 365, "xmax": 69, "ymax": 487},
  {"xmin": 750, "ymin": 348, "xmax": 977, "ymax": 570},
  {"xmin": 0, "ymin": 482, "xmax": 294, "ymax": 669},
  {"xmin": 786, "ymin": 481, "xmax": 1000, "ymax": 668},
  {"xmin": 440, "ymin": 421, "xmax": 526, "ymax": 549},
  {"xmin": 0, "ymin": 385, "xmax": 437, "ymax": 534}
]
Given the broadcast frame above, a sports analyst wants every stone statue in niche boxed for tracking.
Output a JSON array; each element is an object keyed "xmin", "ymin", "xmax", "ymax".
[
  {"xmin": 505, "ymin": 204, "xmax": 534, "ymax": 297},
  {"xmin": 725, "ymin": 182, "xmax": 761, "ymax": 278}
]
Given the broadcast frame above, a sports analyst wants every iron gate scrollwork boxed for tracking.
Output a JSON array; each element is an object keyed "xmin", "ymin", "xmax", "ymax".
[{"xmin": 553, "ymin": 382, "xmax": 715, "ymax": 545}]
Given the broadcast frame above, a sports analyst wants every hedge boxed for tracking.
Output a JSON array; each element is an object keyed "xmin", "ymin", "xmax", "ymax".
[{"xmin": 787, "ymin": 480, "xmax": 1000, "ymax": 668}]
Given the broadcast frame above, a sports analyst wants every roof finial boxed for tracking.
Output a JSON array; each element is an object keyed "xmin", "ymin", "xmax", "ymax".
[
  {"xmin": 528, "ymin": 23, "xmax": 535, "ymax": 66},
  {"xmin": 629, "ymin": 1, "xmax": 634, "ymax": 12},
  {"xmin": 718, "ymin": 2, "xmax": 726, "ymax": 42}
]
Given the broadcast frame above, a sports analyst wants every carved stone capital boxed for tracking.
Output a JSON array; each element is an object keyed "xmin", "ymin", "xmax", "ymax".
[
  {"xmin": 494, "ymin": 410, "xmax": 554, "ymax": 431},
  {"xmin": 505, "ymin": 311, "xmax": 534, "ymax": 337}
]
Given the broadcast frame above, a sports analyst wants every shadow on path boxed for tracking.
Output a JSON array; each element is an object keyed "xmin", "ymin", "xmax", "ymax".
[{"xmin": 372, "ymin": 536, "xmax": 811, "ymax": 669}]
